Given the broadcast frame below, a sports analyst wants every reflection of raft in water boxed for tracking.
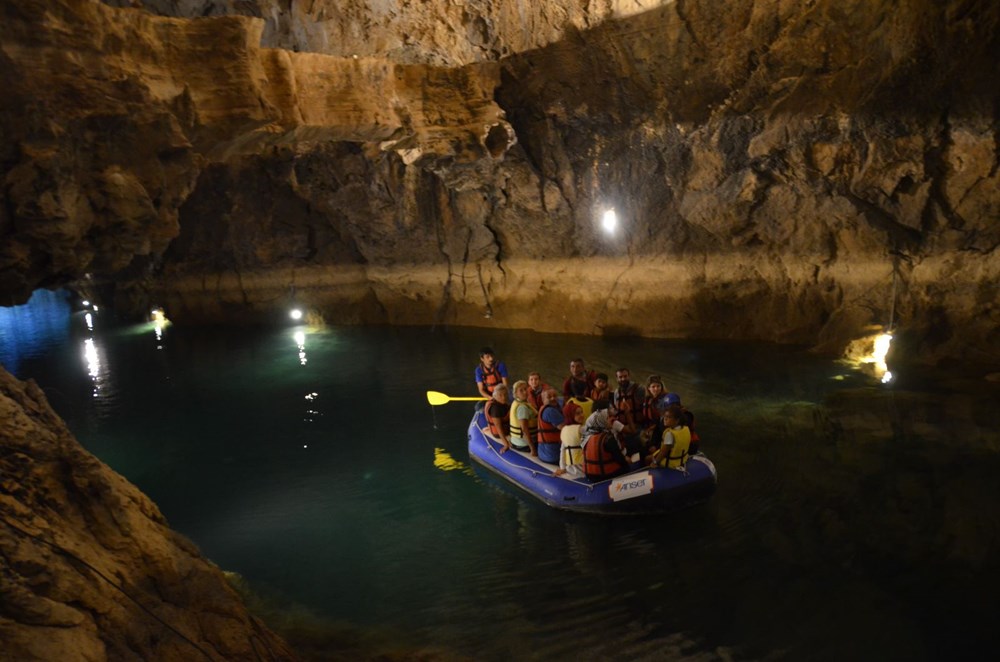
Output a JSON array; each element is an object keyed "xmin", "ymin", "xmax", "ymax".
[{"xmin": 467, "ymin": 410, "xmax": 717, "ymax": 515}]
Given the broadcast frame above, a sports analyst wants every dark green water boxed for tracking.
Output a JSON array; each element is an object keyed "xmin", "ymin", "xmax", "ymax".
[{"xmin": 3, "ymin": 291, "xmax": 999, "ymax": 660}]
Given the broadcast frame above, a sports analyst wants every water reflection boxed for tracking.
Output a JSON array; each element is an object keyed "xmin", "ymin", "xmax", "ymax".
[
  {"xmin": 0, "ymin": 289, "xmax": 72, "ymax": 373},
  {"xmin": 293, "ymin": 330, "xmax": 307, "ymax": 365}
]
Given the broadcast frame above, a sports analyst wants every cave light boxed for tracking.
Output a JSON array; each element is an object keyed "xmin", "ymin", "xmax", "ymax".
[
  {"xmin": 867, "ymin": 333, "xmax": 894, "ymax": 383},
  {"xmin": 602, "ymin": 208, "xmax": 618, "ymax": 234},
  {"xmin": 289, "ymin": 308, "xmax": 304, "ymax": 321},
  {"xmin": 84, "ymin": 312, "xmax": 93, "ymax": 330},
  {"xmin": 150, "ymin": 307, "xmax": 171, "ymax": 342},
  {"xmin": 874, "ymin": 332, "xmax": 894, "ymax": 383},
  {"xmin": 82, "ymin": 299, "xmax": 90, "ymax": 307},
  {"xmin": 842, "ymin": 330, "xmax": 895, "ymax": 383}
]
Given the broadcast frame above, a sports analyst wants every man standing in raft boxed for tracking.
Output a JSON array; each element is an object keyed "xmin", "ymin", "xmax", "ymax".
[{"xmin": 475, "ymin": 347, "xmax": 510, "ymax": 398}]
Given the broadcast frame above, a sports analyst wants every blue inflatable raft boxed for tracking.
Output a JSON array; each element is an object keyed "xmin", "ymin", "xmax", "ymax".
[{"xmin": 467, "ymin": 409, "xmax": 717, "ymax": 514}]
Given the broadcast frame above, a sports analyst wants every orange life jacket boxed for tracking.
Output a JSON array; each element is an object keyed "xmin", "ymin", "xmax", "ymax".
[
  {"xmin": 583, "ymin": 431, "xmax": 626, "ymax": 480},
  {"xmin": 480, "ymin": 364, "xmax": 502, "ymax": 395},
  {"xmin": 485, "ymin": 400, "xmax": 510, "ymax": 438},
  {"xmin": 535, "ymin": 403, "xmax": 562, "ymax": 446}
]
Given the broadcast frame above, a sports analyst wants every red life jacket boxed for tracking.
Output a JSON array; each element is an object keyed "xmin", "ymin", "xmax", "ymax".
[
  {"xmin": 480, "ymin": 364, "xmax": 502, "ymax": 395},
  {"xmin": 583, "ymin": 431, "xmax": 625, "ymax": 480},
  {"xmin": 527, "ymin": 386, "xmax": 544, "ymax": 411},
  {"xmin": 485, "ymin": 400, "xmax": 510, "ymax": 438},
  {"xmin": 535, "ymin": 403, "xmax": 562, "ymax": 446},
  {"xmin": 613, "ymin": 383, "xmax": 646, "ymax": 426},
  {"xmin": 641, "ymin": 396, "xmax": 661, "ymax": 424}
]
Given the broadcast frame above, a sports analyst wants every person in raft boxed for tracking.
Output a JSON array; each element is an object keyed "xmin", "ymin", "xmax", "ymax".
[
  {"xmin": 485, "ymin": 384, "xmax": 513, "ymax": 453},
  {"xmin": 562, "ymin": 378, "xmax": 594, "ymax": 424},
  {"xmin": 475, "ymin": 347, "xmax": 510, "ymax": 399},
  {"xmin": 589, "ymin": 372, "xmax": 611, "ymax": 410},
  {"xmin": 562, "ymin": 358, "xmax": 597, "ymax": 399},
  {"xmin": 665, "ymin": 391, "xmax": 701, "ymax": 455},
  {"xmin": 581, "ymin": 408, "xmax": 632, "ymax": 482},
  {"xmin": 553, "ymin": 403, "xmax": 586, "ymax": 478},
  {"xmin": 526, "ymin": 371, "xmax": 553, "ymax": 411},
  {"xmin": 647, "ymin": 404, "xmax": 692, "ymax": 469},
  {"xmin": 510, "ymin": 380, "xmax": 539, "ymax": 455},
  {"xmin": 610, "ymin": 367, "xmax": 646, "ymax": 456},
  {"xmin": 640, "ymin": 375, "xmax": 667, "ymax": 446},
  {"xmin": 534, "ymin": 387, "xmax": 565, "ymax": 464}
]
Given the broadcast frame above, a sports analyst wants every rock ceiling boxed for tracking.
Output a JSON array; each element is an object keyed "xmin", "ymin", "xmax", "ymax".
[{"xmin": 1, "ymin": 0, "xmax": 998, "ymax": 366}]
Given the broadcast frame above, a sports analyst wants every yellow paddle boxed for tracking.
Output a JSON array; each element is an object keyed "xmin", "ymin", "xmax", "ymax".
[{"xmin": 426, "ymin": 390, "xmax": 488, "ymax": 406}]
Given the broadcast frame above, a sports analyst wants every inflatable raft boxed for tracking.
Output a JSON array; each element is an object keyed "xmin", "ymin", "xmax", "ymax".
[{"xmin": 467, "ymin": 409, "xmax": 717, "ymax": 514}]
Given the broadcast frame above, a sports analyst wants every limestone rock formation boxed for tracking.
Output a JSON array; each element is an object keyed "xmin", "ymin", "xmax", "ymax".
[
  {"xmin": 1, "ymin": 0, "xmax": 998, "ymax": 370},
  {"xmin": 0, "ymin": 368, "xmax": 298, "ymax": 660}
]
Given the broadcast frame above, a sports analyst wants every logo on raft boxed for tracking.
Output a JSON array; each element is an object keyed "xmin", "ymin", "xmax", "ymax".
[{"xmin": 609, "ymin": 471, "xmax": 654, "ymax": 501}]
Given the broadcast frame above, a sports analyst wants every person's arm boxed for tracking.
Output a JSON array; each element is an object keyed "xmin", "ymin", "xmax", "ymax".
[
  {"xmin": 652, "ymin": 430, "xmax": 675, "ymax": 465},
  {"xmin": 515, "ymin": 403, "xmax": 537, "ymax": 455},
  {"xmin": 522, "ymin": 416, "xmax": 537, "ymax": 455},
  {"xmin": 541, "ymin": 406, "xmax": 565, "ymax": 431}
]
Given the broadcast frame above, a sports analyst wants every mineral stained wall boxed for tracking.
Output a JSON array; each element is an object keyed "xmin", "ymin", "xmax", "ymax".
[{"xmin": 2, "ymin": 0, "xmax": 999, "ymax": 369}]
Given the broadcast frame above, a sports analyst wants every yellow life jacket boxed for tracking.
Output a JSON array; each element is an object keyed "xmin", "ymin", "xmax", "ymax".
[
  {"xmin": 657, "ymin": 425, "xmax": 691, "ymax": 468},
  {"xmin": 509, "ymin": 398, "xmax": 538, "ymax": 442}
]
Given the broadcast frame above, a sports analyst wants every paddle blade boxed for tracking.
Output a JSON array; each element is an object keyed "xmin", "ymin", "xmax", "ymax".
[{"xmin": 427, "ymin": 390, "xmax": 451, "ymax": 405}]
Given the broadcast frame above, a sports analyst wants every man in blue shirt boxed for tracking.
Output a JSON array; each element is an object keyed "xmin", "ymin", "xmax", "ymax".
[{"xmin": 475, "ymin": 347, "xmax": 509, "ymax": 398}]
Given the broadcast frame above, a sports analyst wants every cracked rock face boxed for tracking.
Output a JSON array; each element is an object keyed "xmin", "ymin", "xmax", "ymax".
[{"xmin": 1, "ymin": 0, "xmax": 998, "ymax": 370}]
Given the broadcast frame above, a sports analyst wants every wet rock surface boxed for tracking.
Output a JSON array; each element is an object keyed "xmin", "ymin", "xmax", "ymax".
[{"xmin": 0, "ymin": 367, "xmax": 298, "ymax": 660}]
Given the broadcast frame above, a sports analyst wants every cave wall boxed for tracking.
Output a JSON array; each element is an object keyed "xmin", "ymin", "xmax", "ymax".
[
  {"xmin": 0, "ymin": 368, "xmax": 298, "ymax": 660},
  {"xmin": 1, "ymin": 0, "xmax": 998, "ymax": 369}
]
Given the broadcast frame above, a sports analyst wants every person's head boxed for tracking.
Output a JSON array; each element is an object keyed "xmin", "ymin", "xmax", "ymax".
[
  {"xmin": 615, "ymin": 368, "xmax": 631, "ymax": 387},
  {"xmin": 664, "ymin": 392, "xmax": 681, "ymax": 407},
  {"xmin": 480, "ymin": 347, "xmax": 496, "ymax": 367},
  {"xmin": 512, "ymin": 380, "xmax": 528, "ymax": 401},
  {"xmin": 571, "ymin": 404, "xmax": 585, "ymax": 424},
  {"xmin": 542, "ymin": 387, "xmax": 559, "ymax": 406},
  {"xmin": 570, "ymin": 378, "xmax": 589, "ymax": 398},
  {"xmin": 594, "ymin": 373, "xmax": 609, "ymax": 390},
  {"xmin": 663, "ymin": 403, "xmax": 684, "ymax": 426},
  {"xmin": 527, "ymin": 372, "xmax": 541, "ymax": 389},
  {"xmin": 492, "ymin": 384, "xmax": 509, "ymax": 402},
  {"xmin": 569, "ymin": 358, "xmax": 586, "ymax": 377},
  {"xmin": 647, "ymin": 375, "xmax": 663, "ymax": 397}
]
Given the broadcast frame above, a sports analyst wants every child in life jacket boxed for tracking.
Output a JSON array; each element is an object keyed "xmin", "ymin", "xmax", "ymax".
[{"xmin": 647, "ymin": 404, "xmax": 692, "ymax": 469}]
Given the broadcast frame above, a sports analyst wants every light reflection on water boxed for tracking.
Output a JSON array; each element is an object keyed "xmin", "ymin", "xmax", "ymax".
[{"xmin": 2, "ymin": 293, "xmax": 999, "ymax": 660}]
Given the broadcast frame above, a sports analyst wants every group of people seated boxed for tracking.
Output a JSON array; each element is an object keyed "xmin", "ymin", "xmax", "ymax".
[{"xmin": 474, "ymin": 347, "xmax": 700, "ymax": 482}]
